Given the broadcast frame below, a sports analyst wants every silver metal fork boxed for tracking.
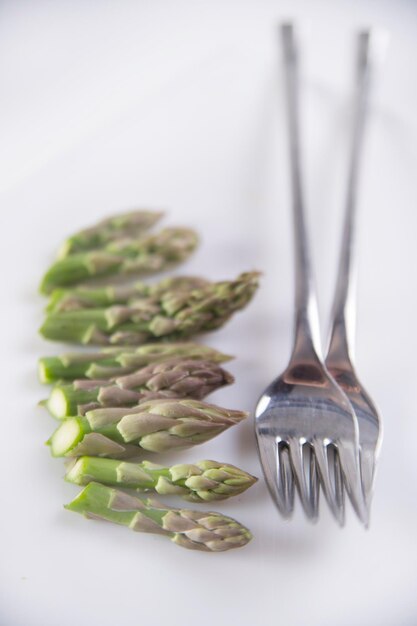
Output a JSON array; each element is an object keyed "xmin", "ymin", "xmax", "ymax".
[
  {"xmin": 325, "ymin": 30, "xmax": 386, "ymax": 516},
  {"xmin": 255, "ymin": 23, "xmax": 368, "ymax": 526}
]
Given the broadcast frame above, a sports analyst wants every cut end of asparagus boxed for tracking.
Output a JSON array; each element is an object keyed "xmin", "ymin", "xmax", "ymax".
[
  {"xmin": 39, "ymin": 275, "xmax": 50, "ymax": 296},
  {"xmin": 50, "ymin": 418, "xmax": 83, "ymax": 457},
  {"xmin": 38, "ymin": 359, "xmax": 52, "ymax": 384},
  {"xmin": 64, "ymin": 481, "xmax": 98, "ymax": 514},
  {"xmin": 65, "ymin": 457, "xmax": 88, "ymax": 485},
  {"xmin": 39, "ymin": 256, "xmax": 90, "ymax": 295},
  {"xmin": 47, "ymin": 387, "xmax": 69, "ymax": 419}
]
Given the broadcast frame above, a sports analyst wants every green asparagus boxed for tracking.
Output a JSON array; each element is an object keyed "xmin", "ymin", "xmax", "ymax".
[
  {"xmin": 48, "ymin": 398, "xmax": 247, "ymax": 457},
  {"xmin": 40, "ymin": 271, "xmax": 259, "ymax": 345},
  {"xmin": 38, "ymin": 342, "xmax": 232, "ymax": 383},
  {"xmin": 46, "ymin": 358, "xmax": 234, "ymax": 418},
  {"xmin": 65, "ymin": 482, "xmax": 252, "ymax": 551},
  {"xmin": 58, "ymin": 210, "xmax": 164, "ymax": 258},
  {"xmin": 40, "ymin": 227, "xmax": 198, "ymax": 294},
  {"xmin": 66, "ymin": 457, "xmax": 257, "ymax": 502},
  {"xmin": 46, "ymin": 276, "xmax": 210, "ymax": 313}
]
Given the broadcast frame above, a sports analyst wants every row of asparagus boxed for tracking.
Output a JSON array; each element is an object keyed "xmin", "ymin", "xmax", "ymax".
[{"xmin": 39, "ymin": 210, "xmax": 259, "ymax": 552}]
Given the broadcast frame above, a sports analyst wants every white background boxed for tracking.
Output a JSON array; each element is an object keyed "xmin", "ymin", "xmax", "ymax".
[{"xmin": 1, "ymin": 1, "xmax": 417, "ymax": 625}]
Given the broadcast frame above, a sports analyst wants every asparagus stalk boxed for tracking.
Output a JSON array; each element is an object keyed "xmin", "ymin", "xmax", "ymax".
[
  {"xmin": 58, "ymin": 210, "xmax": 164, "ymax": 258},
  {"xmin": 46, "ymin": 276, "xmax": 210, "ymax": 313},
  {"xmin": 40, "ymin": 227, "xmax": 198, "ymax": 294},
  {"xmin": 48, "ymin": 398, "xmax": 247, "ymax": 457},
  {"xmin": 65, "ymin": 482, "xmax": 252, "ymax": 551},
  {"xmin": 40, "ymin": 271, "xmax": 260, "ymax": 345},
  {"xmin": 47, "ymin": 358, "xmax": 234, "ymax": 418},
  {"xmin": 38, "ymin": 342, "xmax": 232, "ymax": 384},
  {"xmin": 66, "ymin": 457, "xmax": 257, "ymax": 502}
]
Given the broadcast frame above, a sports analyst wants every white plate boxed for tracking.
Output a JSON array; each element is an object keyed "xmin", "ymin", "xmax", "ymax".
[{"xmin": 1, "ymin": 2, "xmax": 417, "ymax": 625}]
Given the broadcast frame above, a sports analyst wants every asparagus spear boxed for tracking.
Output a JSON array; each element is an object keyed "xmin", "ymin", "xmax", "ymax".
[
  {"xmin": 46, "ymin": 276, "xmax": 210, "ymax": 313},
  {"xmin": 40, "ymin": 271, "xmax": 259, "ymax": 345},
  {"xmin": 38, "ymin": 342, "xmax": 232, "ymax": 384},
  {"xmin": 40, "ymin": 227, "xmax": 198, "ymax": 294},
  {"xmin": 58, "ymin": 210, "xmax": 164, "ymax": 258},
  {"xmin": 46, "ymin": 359, "xmax": 234, "ymax": 418},
  {"xmin": 66, "ymin": 457, "xmax": 257, "ymax": 502},
  {"xmin": 48, "ymin": 398, "xmax": 247, "ymax": 457},
  {"xmin": 65, "ymin": 482, "xmax": 252, "ymax": 551}
]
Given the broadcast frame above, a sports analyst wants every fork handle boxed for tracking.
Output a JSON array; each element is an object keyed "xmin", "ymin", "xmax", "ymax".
[
  {"xmin": 326, "ymin": 30, "xmax": 387, "ymax": 367},
  {"xmin": 281, "ymin": 23, "xmax": 322, "ymax": 361}
]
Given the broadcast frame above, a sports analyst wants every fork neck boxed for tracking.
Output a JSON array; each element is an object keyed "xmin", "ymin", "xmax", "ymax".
[
  {"xmin": 282, "ymin": 24, "xmax": 323, "ymax": 365},
  {"xmin": 326, "ymin": 31, "xmax": 380, "ymax": 369},
  {"xmin": 291, "ymin": 292, "xmax": 323, "ymax": 364},
  {"xmin": 290, "ymin": 154, "xmax": 323, "ymax": 364}
]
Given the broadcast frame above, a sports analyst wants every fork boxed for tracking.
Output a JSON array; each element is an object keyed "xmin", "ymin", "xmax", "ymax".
[
  {"xmin": 255, "ymin": 23, "xmax": 368, "ymax": 526},
  {"xmin": 325, "ymin": 30, "xmax": 386, "ymax": 515}
]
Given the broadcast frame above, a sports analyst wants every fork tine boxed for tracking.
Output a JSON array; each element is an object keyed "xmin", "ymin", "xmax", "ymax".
[
  {"xmin": 325, "ymin": 443, "xmax": 345, "ymax": 514},
  {"xmin": 337, "ymin": 440, "xmax": 369, "ymax": 527},
  {"xmin": 313, "ymin": 440, "xmax": 345, "ymax": 526},
  {"xmin": 360, "ymin": 447, "xmax": 376, "ymax": 514},
  {"xmin": 257, "ymin": 435, "xmax": 294, "ymax": 518},
  {"xmin": 278, "ymin": 444, "xmax": 295, "ymax": 516},
  {"xmin": 333, "ymin": 447, "xmax": 345, "ymax": 513},
  {"xmin": 288, "ymin": 438, "xmax": 318, "ymax": 521},
  {"xmin": 309, "ymin": 446, "xmax": 320, "ymax": 519}
]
